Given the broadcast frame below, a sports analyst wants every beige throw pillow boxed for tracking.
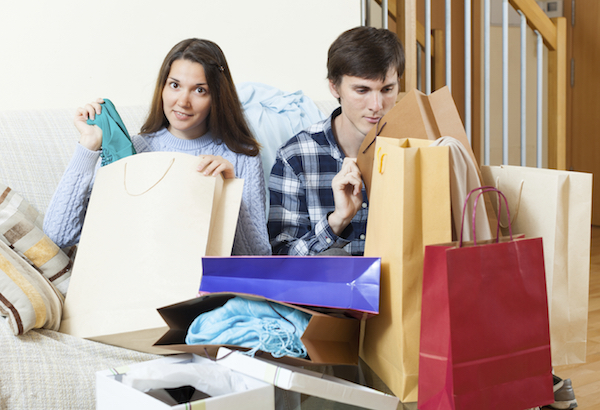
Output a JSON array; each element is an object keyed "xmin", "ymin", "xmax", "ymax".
[
  {"xmin": 0, "ymin": 184, "xmax": 72, "ymax": 294},
  {"xmin": 0, "ymin": 239, "xmax": 63, "ymax": 334}
]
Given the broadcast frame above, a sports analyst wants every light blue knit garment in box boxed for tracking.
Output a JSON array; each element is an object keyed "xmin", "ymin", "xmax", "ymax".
[{"xmin": 185, "ymin": 297, "xmax": 311, "ymax": 358}]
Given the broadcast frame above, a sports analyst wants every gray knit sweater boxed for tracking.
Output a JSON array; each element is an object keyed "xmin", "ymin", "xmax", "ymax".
[{"xmin": 43, "ymin": 128, "xmax": 271, "ymax": 255}]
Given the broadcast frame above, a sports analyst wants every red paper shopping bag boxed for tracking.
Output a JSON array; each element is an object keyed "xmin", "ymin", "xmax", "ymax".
[{"xmin": 418, "ymin": 187, "xmax": 554, "ymax": 410}]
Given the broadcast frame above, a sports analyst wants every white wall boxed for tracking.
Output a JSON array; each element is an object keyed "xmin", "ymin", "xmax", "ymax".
[{"xmin": 0, "ymin": 0, "xmax": 360, "ymax": 111}]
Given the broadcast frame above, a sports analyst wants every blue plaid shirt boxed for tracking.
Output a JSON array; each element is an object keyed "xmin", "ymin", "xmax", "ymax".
[{"xmin": 268, "ymin": 107, "xmax": 369, "ymax": 255}]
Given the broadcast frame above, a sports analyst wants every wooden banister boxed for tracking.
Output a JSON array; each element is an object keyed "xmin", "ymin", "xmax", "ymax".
[
  {"xmin": 548, "ymin": 17, "xmax": 567, "ymax": 170},
  {"xmin": 509, "ymin": 0, "xmax": 557, "ymax": 50},
  {"xmin": 508, "ymin": 0, "xmax": 566, "ymax": 170},
  {"xmin": 395, "ymin": 0, "xmax": 418, "ymax": 93},
  {"xmin": 377, "ymin": 0, "xmax": 566, "ymax": 169}
]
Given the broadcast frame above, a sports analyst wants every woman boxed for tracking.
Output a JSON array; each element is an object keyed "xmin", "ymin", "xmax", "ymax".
[{"xmin": 44, "ymin": 38, "xmax": 271, "ymax": 256}]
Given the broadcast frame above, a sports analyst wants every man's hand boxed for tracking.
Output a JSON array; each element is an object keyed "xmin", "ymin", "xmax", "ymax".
[{"xmin": 328, "ymin": 158, "xmax": 363, "ymax": 236}]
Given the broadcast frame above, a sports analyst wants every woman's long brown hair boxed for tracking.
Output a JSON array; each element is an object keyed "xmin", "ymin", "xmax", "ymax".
[{"xmin": 140, "ymin": 38, "xmax": 259, "ymax": 157}]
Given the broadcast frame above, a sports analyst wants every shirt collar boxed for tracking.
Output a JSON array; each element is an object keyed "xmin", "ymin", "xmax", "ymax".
[{"xmin": 324, "ymin": 106, "xmax": 345, "ymax": 161}]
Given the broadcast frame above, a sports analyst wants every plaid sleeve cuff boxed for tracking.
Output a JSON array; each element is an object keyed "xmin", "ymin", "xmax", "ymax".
[{"xmin": 314, "ymin": 213, "xmax": 352, "ymax": 250}]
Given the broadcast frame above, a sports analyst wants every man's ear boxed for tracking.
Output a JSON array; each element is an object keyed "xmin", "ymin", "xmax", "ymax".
[{"xmin": 328, "ymin": 79, "xmax": 340, "ymax": 100}]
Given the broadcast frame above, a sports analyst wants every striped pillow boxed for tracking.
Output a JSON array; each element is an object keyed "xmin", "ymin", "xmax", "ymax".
[
  {"xmin": 0, "ymin": 239, "xmax": 63, "ymax": 335},
  {"xmin": 0, "ymin": 184, "xmax": 72, "ymax": 295}
]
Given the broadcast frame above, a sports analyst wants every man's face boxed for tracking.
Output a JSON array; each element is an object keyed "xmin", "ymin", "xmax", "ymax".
[{"xmin": 329, "ymin": 67, "xmax": 399, "ymax": 141}]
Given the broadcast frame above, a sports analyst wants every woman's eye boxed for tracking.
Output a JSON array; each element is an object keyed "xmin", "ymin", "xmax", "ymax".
[
  {"xmin": 196, "ymin": 87, "xmax": 206, "ymax": 94},
  {"xmin": 170, "ymin": 82, "xmax": 179, "ymax": 89}
]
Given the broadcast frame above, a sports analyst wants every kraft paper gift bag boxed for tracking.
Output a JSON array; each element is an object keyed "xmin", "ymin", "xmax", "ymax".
[
  {"xmin": 360, "ymin": 137, "xmax": 452, "ymax": 402},
  {"xmin": 199, "ymin": 256, "xmax": 381, "ymax": 318},
  {"xmin": 481, "ymin": 165, "xmax": 593, "ymax": 366},
  {"xmin": 357, "ymin": 86, "xmax": 474, "ymax": 198},
  {"xmin": 418, "ymin": 187, "xmax": 554, "ymax": 410},
  {"xmin": 59, "ymin": 152, "xmax": 243, "ymax": 354},
  {"xmin": 356, "ymin": 86, "xmax": 497, "ymax": 239}
]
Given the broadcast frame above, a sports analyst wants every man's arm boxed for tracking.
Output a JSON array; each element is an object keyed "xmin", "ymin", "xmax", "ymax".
[{"xmin": 268, "ymin": 152, "xmax": 352, "ymax": 255}]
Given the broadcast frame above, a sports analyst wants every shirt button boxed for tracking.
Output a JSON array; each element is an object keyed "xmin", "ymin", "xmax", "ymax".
[
  {"xmin": 326, "ymin": 238, "xmax": 332, "ymax": 244},
  {"xmin": 361, "ymin": 202, "xmax": 367, "ymax": 208},
  {"xmin": 360, "ymin": 234, "xmax": 366, "ymax": 240}
]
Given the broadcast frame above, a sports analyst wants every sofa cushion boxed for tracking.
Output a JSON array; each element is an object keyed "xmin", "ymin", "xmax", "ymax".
[
  {"xmin": 0, "ymin": 238, "xmax": 63, "ymax": 335},
  {"xmin": 0, "ymin": 183, "xmax": 74, "ymax": 293}
]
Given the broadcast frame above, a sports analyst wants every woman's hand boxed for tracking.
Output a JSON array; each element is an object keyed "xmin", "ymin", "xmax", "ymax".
[
  {"xmin": 74, "ymin": 98, "xmax": 104, "ymax": 151},
  {"xmin": 197, "ymin": 155, "xmax": 235, "ymax": 179}
]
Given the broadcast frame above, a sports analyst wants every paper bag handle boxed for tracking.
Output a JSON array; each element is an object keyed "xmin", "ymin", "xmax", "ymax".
[
  {"xmin": 124, "ymin": 158, "xmax": 175, "ymax": 196},
  {"xmin": 377, "ymin": 147, "xmax": 387, "ymax": 174},
  {"xmin": 459, "ymin": 186, "xmax": 512, "ymax": 247},
  {"xmin": 493, "ymin": 176, "xmax": 523, "ymax": 229}
]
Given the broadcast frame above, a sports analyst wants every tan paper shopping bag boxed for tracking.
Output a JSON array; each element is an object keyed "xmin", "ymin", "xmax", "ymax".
[
  {"xmin": 59, "ymin": 152, "xmax": 243, "ymax": 354},
  {"xmin": 360, "ymin": 137, "xmax": 452, "ymax": 402},
  {"xmin": 481, "ymin": 165, "xmax": 593, "ymax": 366}
]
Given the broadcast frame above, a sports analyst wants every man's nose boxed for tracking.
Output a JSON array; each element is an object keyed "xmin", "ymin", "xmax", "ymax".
[{"xmin": 369, "ymin": 92, "xmax": 383, "ymax": 112}]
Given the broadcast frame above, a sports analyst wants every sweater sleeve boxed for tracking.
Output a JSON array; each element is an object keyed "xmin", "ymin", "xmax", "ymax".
[
  {"xmin": 231, "ymin": 153, "xmax": 272, "ymax": 256},
  {"xmin": 43, "ymin": 144, "xmax": 101, "ymax": 248}
]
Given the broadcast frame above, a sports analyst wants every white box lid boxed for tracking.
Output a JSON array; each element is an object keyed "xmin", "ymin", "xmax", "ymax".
[
  {"xmin": 96, "ymin": 354, "xmax": 274, "ymax": 410},
  {"xmin": 216, "ymin": 347, "xmax": 399, "ymax": 410}
]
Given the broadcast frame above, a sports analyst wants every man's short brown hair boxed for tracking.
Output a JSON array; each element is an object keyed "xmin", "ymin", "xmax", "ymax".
[{"xmin": 327, "ymin": 26, "xmax": 405, "ymax": 87}]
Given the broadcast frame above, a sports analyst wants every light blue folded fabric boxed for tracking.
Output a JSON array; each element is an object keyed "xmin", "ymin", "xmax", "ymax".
[
  {"xmin": 86, "ymin": 98, "xmax": 136, "ymax": 166},
  {"xmin": 185, "ymin": 296, "xmax": 311, "ymax": 359}
]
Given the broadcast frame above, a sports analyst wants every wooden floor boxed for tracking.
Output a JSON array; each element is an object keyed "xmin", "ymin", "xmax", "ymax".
[{"xmin": 553, "ymin": 226, "xmax": 600, "ymax": 409}]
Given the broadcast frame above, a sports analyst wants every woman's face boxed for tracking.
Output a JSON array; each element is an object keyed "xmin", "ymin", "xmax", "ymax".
[{"xmin": 162, "ymin": 59, "xmax": 212, "ymax": 140}]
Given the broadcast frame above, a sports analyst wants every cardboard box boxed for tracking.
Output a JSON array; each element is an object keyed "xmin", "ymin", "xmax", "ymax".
[
  {"xmin": 216, "ymin": 347, "xmax": 400, "ymax": 410},
  {"xmin": 96, "ymin": 354, "xmax": 274, "ymax": 410},
  {"xmin": 154, "ymin": 292, "xmax": 360, "ymax": 366}
]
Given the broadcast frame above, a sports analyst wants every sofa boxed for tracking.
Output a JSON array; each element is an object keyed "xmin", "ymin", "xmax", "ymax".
[{"xmin": 0, "ymin": 84, "xmax": 338, "ymax": 409}]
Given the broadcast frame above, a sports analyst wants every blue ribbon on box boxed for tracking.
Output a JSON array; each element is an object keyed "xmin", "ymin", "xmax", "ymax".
[{"xmin": 199, "ymin": 256, "xmax": 381, "ymax": 318}]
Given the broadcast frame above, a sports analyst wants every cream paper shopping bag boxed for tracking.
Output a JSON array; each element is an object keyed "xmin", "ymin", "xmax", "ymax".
[
  {"xmin": 481, "ymin": 165, "xmax": 592, "ymax": 366},
  {"xmin": 59, "ymin": 152, "xmax": 243, "ymax": 354},
  {"xmin": 361, "ymin": 137, "xmax": 452, "ymax": 402}
]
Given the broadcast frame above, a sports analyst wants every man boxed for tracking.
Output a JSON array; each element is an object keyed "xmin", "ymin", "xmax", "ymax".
[{"xmin": 268, "ymin": 26, "xmax": 405, "ymax": 255}]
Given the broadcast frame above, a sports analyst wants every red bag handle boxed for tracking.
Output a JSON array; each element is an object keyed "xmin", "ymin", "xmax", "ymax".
[{"xmin": 459, "ymin": 186, "xmax": 512, "ymax": 247}]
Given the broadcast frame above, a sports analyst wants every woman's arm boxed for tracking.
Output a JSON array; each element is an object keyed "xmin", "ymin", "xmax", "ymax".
[
  {"xmin": 231, "ymin": 153, "xmax": 271, "ymax": 255},
  {"xmin": 43, "ymin": 100, "xmax": 105, "ymax": 247},
  {"xmin": 43, "ymin": 144, "xmax": 100, "ymax": 247}
]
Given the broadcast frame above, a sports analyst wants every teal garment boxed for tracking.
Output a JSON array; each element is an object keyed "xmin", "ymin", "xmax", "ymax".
[
  {"xmin": 87, "ymin": 99, "xmax": 136, "ymax": 166},
  {"xmin": 185, "ymin": 296, "xmax": 311, "ymax": 359}
]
